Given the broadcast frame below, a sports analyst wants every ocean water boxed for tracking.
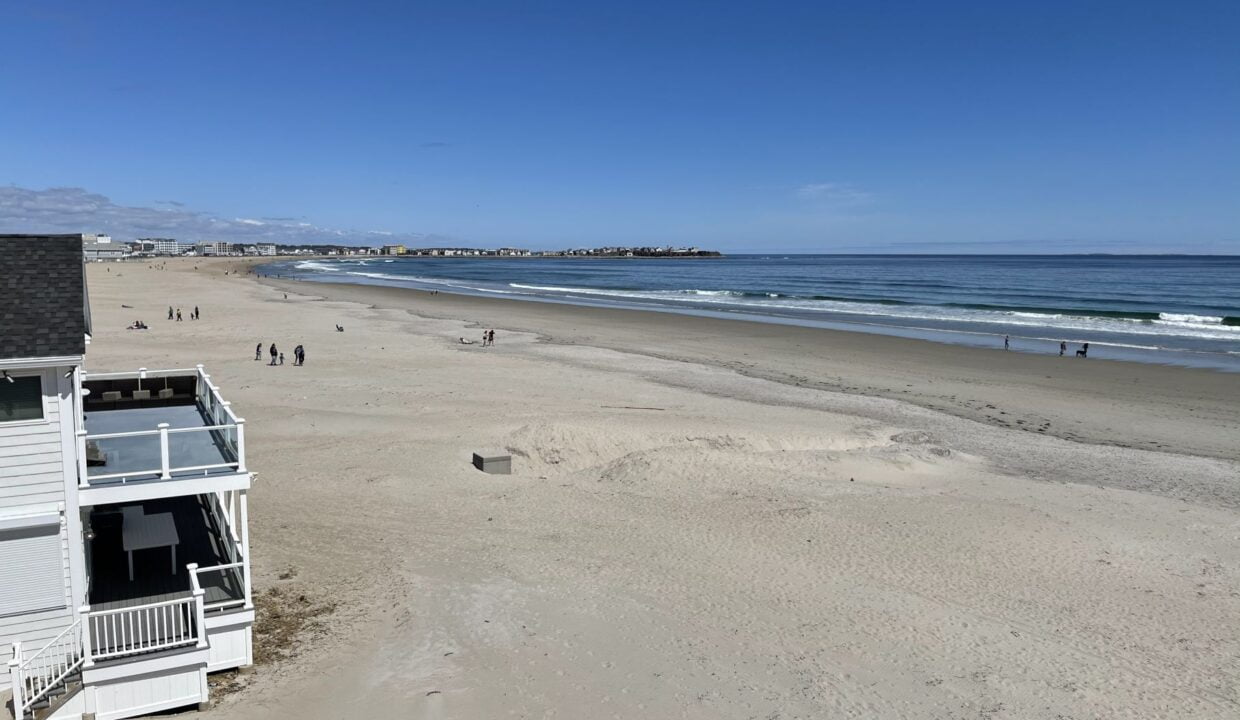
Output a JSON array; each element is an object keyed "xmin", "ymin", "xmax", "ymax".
[{"xmin": 267, "ymin": 255, "xmax": 1240, "ymax": 371}]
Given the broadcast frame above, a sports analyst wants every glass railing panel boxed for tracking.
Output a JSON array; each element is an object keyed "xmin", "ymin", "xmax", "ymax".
[
  {"xmin": 85, "ymin": 433, "xmax": 164, "ymax": 481},
  {"xmin": 195, "ymin": 566, "xmax": 246, "ymax": 608},
  {"xmin": 166, "ymin": 426, "xmax": 238, "ymax": 472}
]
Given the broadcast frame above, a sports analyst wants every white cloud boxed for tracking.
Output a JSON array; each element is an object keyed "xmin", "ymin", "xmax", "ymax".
[
  {"xmin": 0, "ymin": 185, "xmax": 449, "ymax": 246},
  {"xmin": 795, "ymin": 182, "xmax": 874, "ymax": 206}
]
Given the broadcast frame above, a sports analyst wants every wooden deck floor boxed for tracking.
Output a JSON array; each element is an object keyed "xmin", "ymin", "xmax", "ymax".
[{"xmin": 88, "ymin": 495, "xmax": 244, "ymax": 611}]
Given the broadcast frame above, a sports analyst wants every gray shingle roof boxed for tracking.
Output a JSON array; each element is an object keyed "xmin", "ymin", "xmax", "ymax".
[{"xmin": 1, "ymin": 235, "xmax": 91, "ymax": 361}]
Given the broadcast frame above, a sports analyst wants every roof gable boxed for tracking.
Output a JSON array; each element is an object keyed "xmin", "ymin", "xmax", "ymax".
[{"xmin": 1, "ymin": 235, "xmax": 90, "ymax": 361}]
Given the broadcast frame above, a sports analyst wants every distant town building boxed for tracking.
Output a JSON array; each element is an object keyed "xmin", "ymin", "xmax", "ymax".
[
  {"xmin": 381, "ymin": 244, "xmax": 407, "ymax": 256},
  {"xmin": 81, "ymin": 237, "xmax": 128, "ymax": 261},
  {"xmin": 197, "ymin": 241, "xmax": 235, "ymax": 256}
]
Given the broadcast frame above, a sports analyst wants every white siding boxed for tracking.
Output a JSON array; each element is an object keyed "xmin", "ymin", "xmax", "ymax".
[
  {"xmin": 92, "ymin": 667, "xmax": 205, "ymax": 720},
  {"xmin": 0, "ymin": 367, "xmax": 75, "ymax": 687},
  {"xmin": 0, "ymin": 370, "xmax": 65, "ymax": 505}
]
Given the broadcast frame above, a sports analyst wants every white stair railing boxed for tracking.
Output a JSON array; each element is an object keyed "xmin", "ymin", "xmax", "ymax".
[{"xmin": 8, "ymin": 620, "xmax": 84, "ymax": 719}]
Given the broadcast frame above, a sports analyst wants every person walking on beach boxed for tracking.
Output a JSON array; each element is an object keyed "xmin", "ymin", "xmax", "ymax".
[
  {"xmin": 168, "ymin": 306, "xmax": 174, "ymax": 320},
  {"xmin": 482, "ymin": 330, "xmax": 489, "ymax": 346},
  {"xmin": 269, "ymin": 343, "xmax": 278, "ymax": 366},
  {"xmin": 255, "ymin": 342, "xmax": 262, "ymax": 361},
  {"xmin": 194, "ymin": 305, "xmax": 200, "ymax": 320},
  {"xmin": 1004, "ymin": 335, "xmax": 1010, "ymax": 351},
  {"xmin": 1059, "ymin": 341, "xmax": 1067, "ymax": 356},
  {"xmin": 176, "ymin": 308, "xmax": 182, "ymax": 322},
  {"xmin": 279, "ymin": 352, "xmax": 285, "ymax": 365},
  {"xmin": 488, "ymin": 329, "xmax": 495, "ymax": 346},
  {"xmin": 293, "ymin": 344, "xmax": 304, "ymax": 366}
]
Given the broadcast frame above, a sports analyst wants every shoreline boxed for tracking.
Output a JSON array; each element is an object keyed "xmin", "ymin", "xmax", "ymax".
[
  {"xmin": 252, "ymin": 267, "xmax": 1240, "ymax": 463},
  {"xmin": 257, "ymin": 257, "xmax": 1240, "ymax": 372}
]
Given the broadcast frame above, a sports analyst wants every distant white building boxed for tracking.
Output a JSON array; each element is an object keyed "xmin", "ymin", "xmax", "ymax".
[
  {"xmin": 256, "ymin": 244, "xmax": 276, "ymax": 256},
  {"xmin": 146, "ymin": 238, "xmax": 193, "ymax": 256},
  {"xmin": 81, "ymin": 236, "xmax": 128, "ymax": 261},
  {"xmin": 196, "ymin": 242, "xmax": 234, "ymax": 256}
]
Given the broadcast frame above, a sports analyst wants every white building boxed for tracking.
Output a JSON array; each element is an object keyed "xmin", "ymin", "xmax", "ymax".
[
  {"xmin": 195, "ymin": 242, "xmax": 233, "ymax": 257},
  {"xmin": 1, "ymin": 236, "xmax": 255, "ymax": 720},
  {"xmin": 145, "ymin": 239, "xmax": 191, "ymax": 256},
  {"xmin": 81, "ymin": 239, "xmax": 128, "ymax": 262},
  {"xmin": 255, "ymin": 244, "xmax": 276, "ymax": 256}
]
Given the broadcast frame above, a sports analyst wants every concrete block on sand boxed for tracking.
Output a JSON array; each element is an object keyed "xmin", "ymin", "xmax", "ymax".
[{"xmin": 472, "ymin": 450, "xmax": 511, "ymax": 474}]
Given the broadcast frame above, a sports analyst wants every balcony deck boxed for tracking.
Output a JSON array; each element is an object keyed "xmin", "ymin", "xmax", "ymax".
[
  {"xmin": 84, "ymin": 404, "xmax": 237, "ymax": 484},
  {"xmin": 81, "ymin": 368, "xmax": 246, "ymax": 495},
  {"xmin": 87, "ymin": 495, "xmax": 245, "ymax": 612}
]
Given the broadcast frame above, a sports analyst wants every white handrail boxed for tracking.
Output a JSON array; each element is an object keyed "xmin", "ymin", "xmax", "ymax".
[
  {"xmin": 83, "ymin": 368, "xmax": 200, "ymax": 380},
  {"xmin": 86, "ymin": 423, "xmax": 238, "ymax": 440},
  {"xmin": 86, "ymin": 468, "xmax": 164, "ymax": 482},
  {"xmin": 195, "ymin": 561, "xmax": 244, "ymax": 572},
  {"xmin": 9, "ymin": 620, "xmax": 85, "ymax": 718},
  {"xmin": 166, "ymin": 424, "xmax": 237, "ymax": 434}
]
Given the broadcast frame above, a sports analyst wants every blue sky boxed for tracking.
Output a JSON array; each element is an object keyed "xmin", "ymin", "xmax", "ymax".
[{"xmin": 2, "ymin": 1, "xmax": 1238, "ymax": 252}]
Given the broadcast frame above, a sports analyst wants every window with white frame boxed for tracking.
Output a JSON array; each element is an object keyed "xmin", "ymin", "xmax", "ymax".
[{"xmin": 0, "ymin": 374, "xmax": 44, "ymax": 422}]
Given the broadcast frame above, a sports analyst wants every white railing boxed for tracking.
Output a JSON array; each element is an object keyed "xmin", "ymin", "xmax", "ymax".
[
  {"xmin": 206, "ymin": 490, "xmax": 254, "ymax": 610},
  {"xmin": 81, "ymin": 367, "xmax": 202, "ymax": 381},
  {"xmin": 8, "ymin": 621, "xmax": 84, "ymax": 719},
  {"xmin": 79, "ymin": 365, "xmax": 246, "ymax": 486},
  {"xmin": 81, "ymin": 592, "xmax": 205, "ymax": 663},
  {"xmin": 190, "ymin": 562, "xmax": 248, "ymax": 612}
]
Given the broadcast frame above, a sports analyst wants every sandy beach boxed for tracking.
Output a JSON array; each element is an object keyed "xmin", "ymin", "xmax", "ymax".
[{"xmin": 82, "ymin": 258, "xmax": 1240, "ymax": 719}]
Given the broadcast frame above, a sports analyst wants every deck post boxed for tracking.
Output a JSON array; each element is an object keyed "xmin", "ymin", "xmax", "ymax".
[
  {"xmin": 76, "ymin": 429, "xmax": 90, "ymax": 488},
  {"xmin": 193, "ymin": 590, "xmax": 208, "ymax": 649},
  {"xmin": 79, "ymin": 606, "xmax": 94, "ymax": 668},
  {"xmin": 158, "ymin": 423, "xmax": 171, "ymax": 479},
  {"xmin": 240, "ymin": 490, "xmax": 253, "ymax": 610},
  {"xmin": 10, "ymin": 641, "xmax": 24, "ymax": 719},
  {"xmin": 235, "ymin": 419, "xmax": 247, "ymax": 472}
]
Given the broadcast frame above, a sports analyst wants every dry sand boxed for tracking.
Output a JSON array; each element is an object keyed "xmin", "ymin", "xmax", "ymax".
[{"xmin": 83, "ymin": 258, "xmax": 1240, "ymax": 719}]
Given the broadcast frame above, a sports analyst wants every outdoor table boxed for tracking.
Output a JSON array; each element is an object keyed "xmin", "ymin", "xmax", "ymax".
[{"xmin": 121, "ymin": 511, "xmax": 180, "ymax": 581}]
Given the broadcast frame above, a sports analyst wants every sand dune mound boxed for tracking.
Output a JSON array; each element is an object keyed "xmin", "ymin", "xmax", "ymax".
[
  {"xmin": 504, "ymin": 421, "xmax": 962, "ymax": 495},
  {"xmin": 504, "ymin": 422, "xmax": 892, "ymax": 474}
]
